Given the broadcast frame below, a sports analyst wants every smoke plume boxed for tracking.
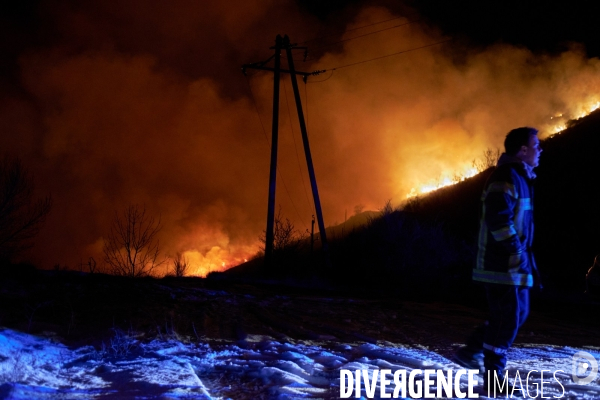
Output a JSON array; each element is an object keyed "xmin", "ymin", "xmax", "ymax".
[{"xmin": 2, "ymin": 1, "xmax": 599, "ymax": 274}]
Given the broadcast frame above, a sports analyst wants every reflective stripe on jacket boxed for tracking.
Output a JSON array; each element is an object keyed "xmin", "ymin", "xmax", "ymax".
[{"xmin": 472, "ymin": 155, "xmax": 536, "ymax": 287}]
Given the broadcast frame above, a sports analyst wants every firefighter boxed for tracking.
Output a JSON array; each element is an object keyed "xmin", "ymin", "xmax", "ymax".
[{"xmin": 454, "ymin": 127, "xmax": 542, "ymax": 394}]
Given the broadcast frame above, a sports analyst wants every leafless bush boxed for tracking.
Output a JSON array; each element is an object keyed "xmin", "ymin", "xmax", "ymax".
[
  {"xmin": 78, "ymin": 257, "xmax": 97, "ymax": 273},
  {"xmin": 379, "ymin": 199, "xmax": 397, "ymax": 217},
  {"xmin": 0, "ymin": 155, "xmax": 52, "ymax": 262},
  {"xmin": 87, "ymin": 257, "xmax": 97, "ymax": 273},
  {"xmin": 103, "ymin": 204, "xmax": 164, "ymax": 277},
  {"xmin": 273, "ymin": 217, "xmax": 297, "ymax": 251},
  {"xmin": 472, "ymin": 148, "xmax": 500, "ymax": 172},
  {"xmin": 156, "ymin": 317, "xmax": 186, "ymax": 342},
  {"xmin": 110, "ymin": 328, "xmax": 137, "ymax": 356},
  {"xmin": 170, "ymin": 252, "xmax": 190, "ymax": 277},
  {"xmin": 259, "ymin": 207, "xmax": 304, "ymax": 252}
]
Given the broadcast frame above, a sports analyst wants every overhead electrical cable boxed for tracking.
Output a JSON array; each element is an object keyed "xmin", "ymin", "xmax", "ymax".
[
  {"xmin": 299, "ymin": 15, "xmax": 412, "ymax": 45},
  {"xmin": 245, "ymin": 75, "xmax": 309, "ymax": 231},
  {"xmin": 244, "ymin": 74, "xmax": 270, "ymax": 143},
  {"xmin": 316, "ymin": 38, "xmax": 452, "ymax": 73},
  {"xmin": 302, "ymin": 80, "xmax": 316, "ymax": 215},
  {"xmin": 242, "ymin": 34, "xmax": 452, "ymax": 229},
  {"xmin": 283, "ymin": 79, "xmax": 315, "ymax": 217},
  {"xmin": 306, "ymin": 20, "xmax": 419, "ymax": 54}
]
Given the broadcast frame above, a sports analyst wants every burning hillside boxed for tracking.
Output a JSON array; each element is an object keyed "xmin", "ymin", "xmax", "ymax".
[{"xmin": 2, "ymin": 1, "xmax": 600, "ymax": 275}]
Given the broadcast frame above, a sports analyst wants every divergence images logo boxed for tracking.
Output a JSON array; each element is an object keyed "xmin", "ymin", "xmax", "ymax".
[{"xmin": 572, "ymin": 351, "xmax": 598, "ymax": 385}]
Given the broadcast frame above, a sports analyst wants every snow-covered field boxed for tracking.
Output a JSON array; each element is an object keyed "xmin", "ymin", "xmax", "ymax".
[{"xmin": 1, "ymin": 327, "xmax": 599, "ymax": 399}]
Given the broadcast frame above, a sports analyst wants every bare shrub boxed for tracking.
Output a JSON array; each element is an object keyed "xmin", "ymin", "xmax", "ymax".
[
  {"xmin": 170, "ymin": 252, "xmax": 189, "ymax": 277},
  {"xmin": 0, "ymin": 156, "xmax": 52, "ymax": 262},
  {"xmin": 367, "ymin": 199, "xmax": 398, "ymax": 226},
  {"xmin": 108, "ymin": 328, "xmax": 138, "ymax": 356},
  {"xmin": 472, "ymin": 148, "xmax": 500, "ymax": 172},
  {"xmin": 87, "ymin": 257, "xmax": 97, "ymax": 273},
  {"xmin": 379, "ymin": 199, "xmax": 397, "ymax": 217},
  {"xmin": 77, "ymin": 257, "xmax": 97, "ymax": 273},
  {"xmin": 259, "ymin": 207, "xmax": 304, "ymax": 253},
  {"xmin": 103, "ymin": 204, "xmax": 164, "ymax": 277},
  {"xmin": 273, "ymin": 216, "xmax": 298, "ymax": 252}
]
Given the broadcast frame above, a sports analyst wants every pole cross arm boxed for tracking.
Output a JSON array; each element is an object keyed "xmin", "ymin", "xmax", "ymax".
[{"xmin": 242, "ymin": 64, "xmax": 325, "ymax": 78}]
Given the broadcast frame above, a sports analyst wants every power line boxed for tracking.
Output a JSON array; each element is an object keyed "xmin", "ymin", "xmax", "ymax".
[
  {"xmin": 244, "ymin": 75, "xmax": 270, "ymax": 143},
  {"xmin": 245, "ymin": 75, "xmax": 309, "ymax": 231},
  {"xmin": 283, "ymin": 78, "xmax": 315, "ymax": 217},
  {"xmin": 317, "ymin": 38, "xmax": 452, "ymax": 73},
  {"xmin": 243, "ymin": 35, "xmax": 452, "ymax": 231},
  {"xmin": 302, "ymin": 81, "xmax": 316, "ymax": 215},
  {"xmin": 277, "ymin": 164, "xmax": 309, "ymax": 231},
  {"xmin": 299, "ymin": 15, "xmax": 412, "ymax": 45},
  {"xmin": 306, "ymin": 20, "xmax": 420, "ymax": 55},
  {"xmin": 247, "ymin": 35, "xmax": 451, "ymax": 83}
]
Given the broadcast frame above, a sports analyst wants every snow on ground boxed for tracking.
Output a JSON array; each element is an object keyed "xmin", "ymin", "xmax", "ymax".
[{"xmin": 1, "ymin": 328, "xmax": 599, "ymax": 399}]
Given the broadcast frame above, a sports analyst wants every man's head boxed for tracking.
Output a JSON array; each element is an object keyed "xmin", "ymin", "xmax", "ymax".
[{"xmin": 504, "ymin": 127, "xmax": 542, "ymax": 167}]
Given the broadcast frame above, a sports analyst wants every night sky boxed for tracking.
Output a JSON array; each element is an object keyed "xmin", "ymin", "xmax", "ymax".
[{"xmin": 2, "ymin": 0, "xmax": 600, "ymax": 273}]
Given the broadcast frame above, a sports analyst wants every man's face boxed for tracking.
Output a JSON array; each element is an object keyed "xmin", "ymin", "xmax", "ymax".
[{"xmin": 519, "ymin": 134, "xmax": 542, "ymax": 167}]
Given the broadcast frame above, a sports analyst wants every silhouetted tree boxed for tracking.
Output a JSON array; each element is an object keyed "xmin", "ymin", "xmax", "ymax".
[
  {"xmin": 0, "ymin": 156, "xmax": 52, "ymax": 262},
  {"xmin": 103, "ymin": 204, "xmax": 164, "ymax": 277},
  {"xmin": 170, "ymin": 252, "xmax": 189, "ymax": 277}
]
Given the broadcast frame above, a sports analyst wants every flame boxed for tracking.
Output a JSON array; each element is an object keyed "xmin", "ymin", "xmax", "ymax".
[
  {"xmin": 548, "ymin": 98, "xmax": 600, "ymax": 135},
  {"xmin": 407, "ymin": 167, "xmax": 478, "ymax": 198},
  {"xmin": 180, "ymin": 247, "xmax": 254, "ymax": 277},
  {"xmin": 405, "ymin": 96, "xmax": 600, "ymax": 199},
  {"xmin": 574, "ymin": 101, "xmax": 600, "ymax": 119},
  {"xmin": 11, "ymin": 3, "xmax": 600, "ymax": 272}
]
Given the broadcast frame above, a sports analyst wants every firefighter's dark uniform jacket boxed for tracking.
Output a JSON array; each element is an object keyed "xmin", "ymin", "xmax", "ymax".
[{"xmin": 472, "ymin": 154, "xmax": 536, "ymax": 287}]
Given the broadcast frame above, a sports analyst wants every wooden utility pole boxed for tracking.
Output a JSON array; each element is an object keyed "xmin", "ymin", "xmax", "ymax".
[
  {"xmin": 283, "ymin": 35, "xmax": 329, "ymax": 257},
  {"xmin": 264, "ymin": 34, "xmax": 282, "ymax": 269},
  {"xmin": 242, "ymin": 35, "xmax": 329, "ymax": 269}
]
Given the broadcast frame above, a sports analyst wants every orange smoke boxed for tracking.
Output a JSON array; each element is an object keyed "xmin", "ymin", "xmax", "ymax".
[{"xmin": 2, "ymin": 2, "xmax": 600, "ymax": 273}]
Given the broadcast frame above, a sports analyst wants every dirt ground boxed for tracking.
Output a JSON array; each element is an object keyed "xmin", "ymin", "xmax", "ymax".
[{"xmin": 1, "ymin": 268, "xmax": 597, "ymax": 358}]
